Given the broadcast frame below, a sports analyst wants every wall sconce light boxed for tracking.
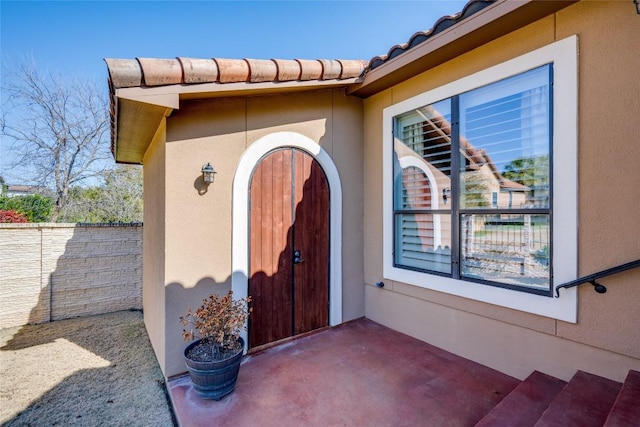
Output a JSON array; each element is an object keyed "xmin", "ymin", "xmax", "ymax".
[
  {"xmin": 634, "ymin": 0, "xmax": 640, "ymax": 14},
  {"xmin": 201, "ymin": 163, "xmax": 217, "ymax": 184},
  {"xmin": 442, "ymin": 187, "xmax": 451, "ymax": 205}
]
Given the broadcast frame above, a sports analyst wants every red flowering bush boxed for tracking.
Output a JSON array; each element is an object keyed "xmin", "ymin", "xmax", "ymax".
[{"xmin": 0, "ymin": 210, "xmax": 29, "ymax": 223}]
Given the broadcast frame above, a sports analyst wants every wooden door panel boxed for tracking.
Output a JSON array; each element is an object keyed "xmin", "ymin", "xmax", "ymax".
[
  {"xmin": 293, "ymin": 150, "xmax": 329, "ymax": 335},
  {"xmin": 249, "ymin": 150, "xmax": 293, "ymax": 347},
  {"xmin": 249, "ymin": 148, "xmax": 329, "ymax": 348}
]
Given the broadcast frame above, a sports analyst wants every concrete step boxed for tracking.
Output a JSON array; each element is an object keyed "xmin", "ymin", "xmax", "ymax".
[
  {"xmin": 534, "ymin": 370, "xmax": 621, "ymax": 427},
  {"xmin": 475, "ymin": 371, "xmax": 566, "ymax": 427},
  {"xmin": 604, "ymin": 370, "xmax": 640, "ymax": 427}
]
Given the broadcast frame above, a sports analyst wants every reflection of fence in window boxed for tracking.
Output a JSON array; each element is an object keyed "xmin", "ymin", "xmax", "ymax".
[
  {"xmin": 477, "ymin": 219, "xmax": 548, "ymax": 253},
  {"xmin": 461, "ymin": 214, "xmax": 550, "ymax": 288}
]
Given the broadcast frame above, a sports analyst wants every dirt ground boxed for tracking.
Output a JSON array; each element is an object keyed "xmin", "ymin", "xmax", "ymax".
[{"xmin": 0, "ymin": 310, "xmax": 175, "ymax": 426}]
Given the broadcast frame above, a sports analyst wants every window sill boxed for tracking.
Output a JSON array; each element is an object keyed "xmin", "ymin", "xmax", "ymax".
[{"xmin": 383, "ymin": 266, "xmax": 577, "ymax": 323}]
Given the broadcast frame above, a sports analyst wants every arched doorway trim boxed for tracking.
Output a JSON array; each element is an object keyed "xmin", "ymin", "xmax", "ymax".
[
  {"xmin": 232, "ymin": 131, "xmax": 343, "ymax": 348},
  {"xmin": 398, "ymin": 156, "xmax": 442, "ymax": 246}
]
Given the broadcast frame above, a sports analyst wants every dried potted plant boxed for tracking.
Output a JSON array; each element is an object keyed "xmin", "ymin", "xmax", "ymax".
[{"xmin": 179, "ymin": 290, "xmax": 251, "ymax": 400}]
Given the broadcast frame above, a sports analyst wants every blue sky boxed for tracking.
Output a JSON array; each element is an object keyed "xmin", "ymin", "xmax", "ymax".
[{"xmin": 1, "ymin": 0, "xmax": 468, "ymax": 184}]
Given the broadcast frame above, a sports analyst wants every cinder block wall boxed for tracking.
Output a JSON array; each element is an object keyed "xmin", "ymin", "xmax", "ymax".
[{"xmin": 0, "ymin": 223, "xmax": 142, "ymax": 329}]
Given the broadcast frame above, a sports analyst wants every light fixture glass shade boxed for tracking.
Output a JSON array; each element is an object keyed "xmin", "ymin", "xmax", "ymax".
[{"xmin": 201, "ymin": 163, "xmax": 216, "ymax": 183}]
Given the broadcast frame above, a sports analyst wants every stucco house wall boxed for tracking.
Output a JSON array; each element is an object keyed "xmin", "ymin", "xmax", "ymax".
[
  {"xmin": 142, "ymin": 121, "xmax": 168, "ymax": 371},
  {"xmin": 362, "ymin": 1, "xmax": 640, "ymax": 382},
  {"xmin": 145, "ymin": 88, "xmax": 364, "ymax": 377}
]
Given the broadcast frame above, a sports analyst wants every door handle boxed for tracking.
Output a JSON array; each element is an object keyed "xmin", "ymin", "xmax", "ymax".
[{"xmin": 293, "ymin": 250, "xmax": 305, "ymax": 264}]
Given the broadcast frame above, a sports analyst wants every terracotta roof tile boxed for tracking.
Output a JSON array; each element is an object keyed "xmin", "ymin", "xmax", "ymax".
[
  {"xmin": 245, "ymin": 58, "xmax": 278, "ymax": 83},
  {"xmin": 214, "ymin": 58, "xmax": 250, "ymax": 83},
  {"xmin": 367, "ymin": 0, "xmax": 495, "ymax": 71},
  {"xmin": 273, "ymin": 59, "xmax": 301, "ymax": 81},
  {"xmin": 178, "ymin": 57, "xmax": 219, "ymax": 84},
  {"xmin": 137, "ymin": 58, "xmax": 183, "ymax": 86},
  {"xmin": 338, "ymin": 60, "xmax": 367, "ymax": 79},
  {"xmin": 295, "ymin": 59, "xmax": 323, "ymax": 81},
  {"xmin": 106, "ymin": 57, "xmax": 367, "ymax": 90},
  {"xmin": 319, "ymin": 59, "xmax": 342, "ymax": 80},
  {"xmin": 337, "ymin": 59, "xmax": 363, "ymax": 79},
  {"xmin": 104, "ymin": 58, "xmax": 142, "ymax": 88}
]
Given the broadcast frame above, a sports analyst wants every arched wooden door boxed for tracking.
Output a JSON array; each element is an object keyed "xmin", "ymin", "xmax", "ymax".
[{"xmin": 248, "ymin": 147, "xmax": 330, "ymax": 349}]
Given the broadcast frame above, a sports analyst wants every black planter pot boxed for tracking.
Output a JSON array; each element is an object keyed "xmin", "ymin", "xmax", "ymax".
[{"xmin": 183, "ymin": 337, "xmax": 244, "ymax": 400}]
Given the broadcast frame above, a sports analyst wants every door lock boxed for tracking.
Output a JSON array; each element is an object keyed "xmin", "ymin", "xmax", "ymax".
[{"xmin": 293, "ymin": 250, "xmax": 305, "ymax": 264}]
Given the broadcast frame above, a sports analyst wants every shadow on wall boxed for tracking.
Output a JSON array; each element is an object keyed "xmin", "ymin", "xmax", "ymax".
[
  {"xmin": 165, "ymin": 276, "xmax": 234, "ymax": 376},
  {"xmin": 194, "ymin": 173, "xmax": 211, "ymax": 195},
  {"xmin": 167, "ymin": 277, "xmax": 233, "ymax": 322}
]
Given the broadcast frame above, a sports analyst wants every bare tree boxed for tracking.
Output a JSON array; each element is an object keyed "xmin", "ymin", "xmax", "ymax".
[
  {"xmin": 61, "ymin": 164, "xmax": 143, "ymax": 223},
  {"xmin": 97, "ymin": 165, "xmax": 143, "ymax": 223},
  {"xmin": 1, "ymin": 60, "xmax": 111, "ymax": 221}
]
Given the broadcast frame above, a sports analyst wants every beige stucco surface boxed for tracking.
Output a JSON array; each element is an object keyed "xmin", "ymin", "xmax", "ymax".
[
  {"xmin": 362, "ymin": 91, "xmax": 388, "ymax": 289},
  {"xmin": 142, "ymin": 121, "xmax": 167, "ymax": 371},
  {"xmin": 553, "ymin": 0, "xmax": 640, "ymax": 356},
  {"xmin": 362, "ymin": 1, "xmax": 640, "ymax": 382},
  {"xmin": 144, "ymin": 88, "xmax": 364, "ymax": 377},
  {"xmin": 330, "ymin": 91, "xmax": 365, "ymax": 321}
]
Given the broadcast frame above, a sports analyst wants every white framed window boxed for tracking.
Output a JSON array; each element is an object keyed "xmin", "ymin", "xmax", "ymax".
[{"xmin": 382, "ymin": 36, "xmax": 578, "ymax": 322}]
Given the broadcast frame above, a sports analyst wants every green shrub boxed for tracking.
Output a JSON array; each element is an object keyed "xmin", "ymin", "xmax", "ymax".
[{"xmin": 0, "ymin": 194, "xmax": 53, "ymax": 222}]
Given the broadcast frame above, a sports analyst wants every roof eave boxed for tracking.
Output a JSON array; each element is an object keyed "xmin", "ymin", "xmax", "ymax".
[
  {"xmin": 112, "ymin": 97, "xmax": 172, "ymax": 164},
  {"xmin": 116, "ymin": 77, "xmax": 362, "ymax": 102},
  {"xmin": 112, "ymin": 78, "xmax": 361, "ymax": 164},
  {"xmin": 348, "ymin": 0, "xmax": 577, "ymax": 98}
]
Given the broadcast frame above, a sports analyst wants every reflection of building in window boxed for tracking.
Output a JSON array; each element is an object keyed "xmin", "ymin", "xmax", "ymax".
[
  {"xmin": 401, "ymin": 167, "xmax": 433, "ymax": 249},
  {"xmin": 397, "ymin": 105, "xmax": 530, "ymax": 211},
  {"xmin": 394, "ymin": 158, "xmax": 450, "ymax": 274},
  {"xmin": 392, "ymin": 65, "xmax": 551, "ymax": 292}
]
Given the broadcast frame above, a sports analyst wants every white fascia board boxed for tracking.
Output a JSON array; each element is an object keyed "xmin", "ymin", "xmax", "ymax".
[{"xmin": 115, "ymin": 88, "xmax": 179, "ymax": 110}]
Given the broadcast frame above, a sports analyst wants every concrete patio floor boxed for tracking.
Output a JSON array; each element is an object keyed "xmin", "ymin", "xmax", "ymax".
[{"xmin": 168, "ymin": 318, "xmax": 520, "ymax": 427}]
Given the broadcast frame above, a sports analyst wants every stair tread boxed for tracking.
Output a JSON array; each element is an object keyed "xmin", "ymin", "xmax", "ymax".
[
  {"xmin": 476, "ymin": 371, "xmax": 566, "ymax": 427},
  {"xmin": 604, "ymin": 370, "xmax": 640, "ymax": 427},
  {"xmin": 534, "ymin": 370, "xmax": 621, "ymax": 427}
]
